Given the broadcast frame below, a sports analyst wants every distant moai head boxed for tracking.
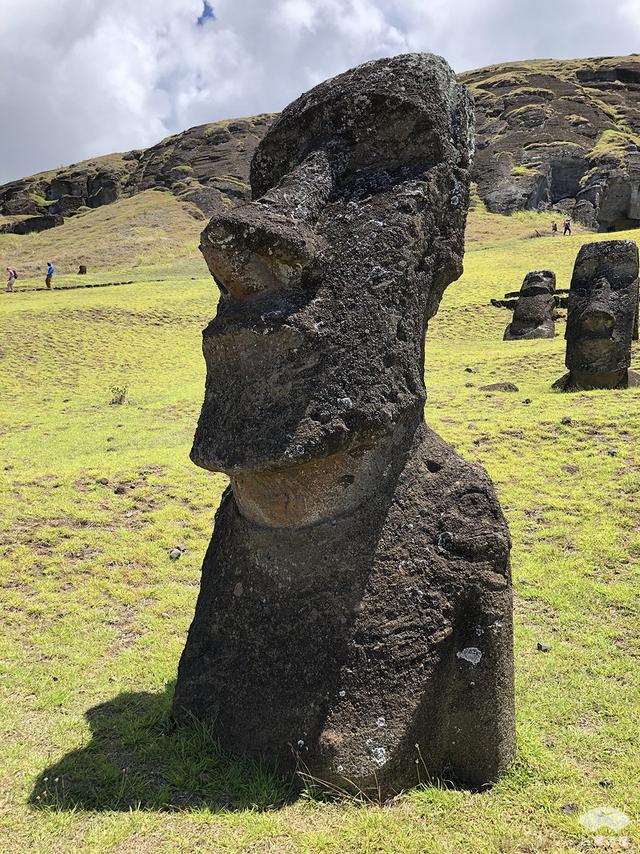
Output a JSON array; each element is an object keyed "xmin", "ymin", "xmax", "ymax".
[
  {"xmin": 564, "ymin": 240, "xmax": 639, "ymax": 387},
  {"xmin": 504, "ymin": 269, "xmax": 556, "ymax": 340},
  {"xmin": 192, "ymin": 53, "xmax": 475, "ymax": 474}
]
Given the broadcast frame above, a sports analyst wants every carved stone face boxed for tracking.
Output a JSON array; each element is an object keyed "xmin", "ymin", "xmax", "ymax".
[
  {"xmin": 504, "ymin": 269, "xmax": 555, "ymax": 340},
  {"xmin": 565, "ymin": 240, "xmax": 639, "ymax": 379},
  {"xmin": 191, "ymin": 54, "xmax": 474, "ymax": 474}
]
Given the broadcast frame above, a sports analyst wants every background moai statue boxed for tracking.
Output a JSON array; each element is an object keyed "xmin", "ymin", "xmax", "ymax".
[
  {"xmin": 554, "ymin": 240, "xmax": 640, "ymax": 390},
  {"xmin": 504, "ymin": 270, "xmax": 556, "ymax": 340},
  {"xmin": 173, "ymin": 53, "xmax": 515, "ymax": 797}
]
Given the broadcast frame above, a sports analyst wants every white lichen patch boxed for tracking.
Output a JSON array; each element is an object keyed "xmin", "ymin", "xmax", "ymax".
[
  {"xmin": 370, "ymin": 746, "xmax": 386, "ymax": 766},
  {"xmin": 456, "ymin": 647, "xmax": 482, "ymax": 665}
]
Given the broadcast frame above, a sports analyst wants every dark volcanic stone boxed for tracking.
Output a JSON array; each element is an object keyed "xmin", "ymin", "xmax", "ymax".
[
  {"xmin": 0, "ymin": 116, "xmax": 274, "ymax": 220},
  {"xmin": 173, "ymin": 53, "xmax": 515, "ymax": 798},
  {"xmin": 553, "ymin": 240, "xmax": 640, "ymax": 390},
  {"xmin": 504, "ymin": 270, "xmax": 556, "ymax": 340},
  {"xmin": 479, "ymin": 382, "xmax": 519, "ymax": 392},
  {"xmin": 0, "ymin": 214, "xmax": 63, "ymax": 234}
]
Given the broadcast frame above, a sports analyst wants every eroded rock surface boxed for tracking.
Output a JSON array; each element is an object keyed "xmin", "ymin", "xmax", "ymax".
[
  {"xmin": 504, "ymin": 270, "xmax": 556, "ymax": 340},
  {"xmin": 0, "ymin": 115, "xmax": 273, "ymax": 222},
  {"xmin": 554, "ymin": 239, "xmax": 640, "ymax": 390},
  {"xmin": 173, "ymin": 53, "xmax": 515, "ymax": 797},
  {"xmin": 461, "ymin": 55, "xmax": 640, "ymax": 231}
]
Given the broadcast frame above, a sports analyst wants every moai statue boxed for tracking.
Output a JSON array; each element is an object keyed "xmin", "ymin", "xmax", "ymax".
[
  {"xmin": 554, "ymin": 240, "xmax": 640, "ymax": 390},
  {"xmin": 173, "ymin": 53, "xmax": 515, "ymax": 797},
  {"xmin": 504, "ymin": 270, "xmax": 556, "ymax": 340}
]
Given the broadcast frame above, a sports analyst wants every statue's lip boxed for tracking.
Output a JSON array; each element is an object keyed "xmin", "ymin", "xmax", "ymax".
[{"xmin": 204, "ymin": 297, "xmax": 303, "ymax": 337}]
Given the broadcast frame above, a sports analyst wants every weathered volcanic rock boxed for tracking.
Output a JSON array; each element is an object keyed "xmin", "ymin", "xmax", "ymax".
[
  {"xmin": 479, "ymin": 382, "xmax": 519, "ymax": 392},
  {"xmin": 0, "ymin": 214, "xmax": 63, "ymax": 235},
  {"xmin": 504, "ymin": 270, "xmax": 556, "ymax": 340},
  {"xmin": 461, "ymin": 56, "xmax": 640, "ymax": 232},
  {"xmin": 133, "ymin": 115, "xmax": 273, "ymax": 215},
  {"xmin": 0, "ymin": 115, "xmax": 274, "ymax": 226},
  {"xmin": 173, "ymin": 53, "xmax": 515, "ymax": 797},
  {"xmin": 554, "ymin": 239, "xmax": 640, "ymax": 390}
]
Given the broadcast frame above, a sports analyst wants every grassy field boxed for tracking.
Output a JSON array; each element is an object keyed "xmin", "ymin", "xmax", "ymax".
[{"xmin": 0, "ymin": 196, "xmax": 639, "ymax": 853}]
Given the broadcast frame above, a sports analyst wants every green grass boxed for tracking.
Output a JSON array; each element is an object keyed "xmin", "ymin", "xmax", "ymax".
[
  {"xmin": 588, "ymin": 129, "xmax": 640, "ymax": 165},
  {"xmin": 1, "ymin": 195, "xmax": 639, "ymax": 852},
  {"xmin": 0, "ymin": 190, "xmax": 204, "ymax": 282}
]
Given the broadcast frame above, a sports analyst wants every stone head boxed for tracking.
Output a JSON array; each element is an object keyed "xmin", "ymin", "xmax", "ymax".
[
  {"xmin": 192, "ymin": 53, "xmax": 474, "ymax": 474},
  {"xmin": 505, "ymin": 269, "xmax": 556, "ymax": 340},
  {"xmin": 565, "ymin": 240, "xmax": 639, "ymax": 380}
]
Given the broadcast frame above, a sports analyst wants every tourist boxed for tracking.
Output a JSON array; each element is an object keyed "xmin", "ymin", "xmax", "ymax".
[
  {"xmin": 6, "ymin": 266, "xmax": 17, "ymax": 292},
  {"xmin": 563, "ymin": 217, "xmax": 572, "ymax": 236},
  {"xmin": 45, "ymin": 260, "xmax": 54, "ymax": 289},
  {"xmin": 551, "ymin": 221, "xmax": 558, "ymax": 235}
]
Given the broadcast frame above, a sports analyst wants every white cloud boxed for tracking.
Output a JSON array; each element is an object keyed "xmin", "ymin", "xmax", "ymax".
[{"xmin": 1, "ymin": 0, "xmax": 639, "ymax": 183}]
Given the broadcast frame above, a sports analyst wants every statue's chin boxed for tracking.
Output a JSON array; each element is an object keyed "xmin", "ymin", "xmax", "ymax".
[
  {"xmin": 230, "ymin": 448, "xmax": 375, "ymax": 529},
  {"xmin": 228, "ymin": 411, "xmax": 424, "ymax": 529}
]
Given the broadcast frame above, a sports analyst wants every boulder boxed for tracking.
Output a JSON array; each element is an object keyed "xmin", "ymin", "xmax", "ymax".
[
  {"xmin": 0, "ymin": 214, "xmax": 63, "ymax": 234},
  {"xmin": 173, "ymin": 53, "xmax": 515, "ymax": 798},
  {"xmin": 479, "ymin": 382, "xmax": 520, "ymax": 392}
]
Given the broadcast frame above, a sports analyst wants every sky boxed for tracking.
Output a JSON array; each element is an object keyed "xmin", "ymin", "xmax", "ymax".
[{"xmin": 1, "ymin": 0, "xmax": 640, "ymax": 184}]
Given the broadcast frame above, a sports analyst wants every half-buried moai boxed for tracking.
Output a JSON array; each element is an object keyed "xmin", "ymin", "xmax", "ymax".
[
  {"xmin": 173, "ymin": 53, "xmax": 515, "ymax": 797},
  {"xmin": 554, "ymin": 240, "xmax": 640, "ymax": 390},
  {"xmin": 504, "ymin": 270, "xmax": 556, "ymax": 340}
]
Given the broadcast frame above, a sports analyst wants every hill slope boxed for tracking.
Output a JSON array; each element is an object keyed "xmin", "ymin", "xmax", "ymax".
[
  {"xmin": 0, "ymin": 114, "xmax": 273, "ymax": 227},
  {"xmin": 2, "ymin": 54, "xmax": 640, "ymax": 239},
  {"xmin": 461, "ymin": 55, "xmax": 640, "ymax": 230}
]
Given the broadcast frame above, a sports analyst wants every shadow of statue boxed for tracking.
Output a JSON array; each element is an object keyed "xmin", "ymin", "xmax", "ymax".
[{"xmin": 29, "ymin": 682, "xmax": 293, "ymax": 812}]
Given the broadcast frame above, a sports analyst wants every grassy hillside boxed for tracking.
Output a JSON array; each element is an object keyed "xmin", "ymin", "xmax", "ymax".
[
  {"xmin": 0, "ymin": 194, "xmax": 638, "ymax": 852},
  {"xmin": 0, "ymin": 189, "xmax": 205, "ymax": 283}
]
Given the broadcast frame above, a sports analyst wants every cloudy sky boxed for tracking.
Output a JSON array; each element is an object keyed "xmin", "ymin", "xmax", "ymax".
[{"xmin": 1, "ymin": 0, "xmax": 640, "ymax": 183}]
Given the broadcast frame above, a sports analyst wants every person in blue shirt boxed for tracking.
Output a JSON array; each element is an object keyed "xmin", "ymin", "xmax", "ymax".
[{"xmin": 45, "ymin": 261, "xmax": 54, "ymax": 289}]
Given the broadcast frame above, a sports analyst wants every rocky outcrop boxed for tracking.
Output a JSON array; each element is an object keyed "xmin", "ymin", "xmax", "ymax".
[
  {"xmin": 0, "ymin": 214, "xmax": 63, "ymax": 234},
  {"xmin": 460, "ymin": 55, "xmax": 640, "ymax": 231},
  {"xmin": 4, "ymin": 55, "xmax": 640, "ymax": 235},
  {"xmin": 173, "ymin": 53, "xmax": 515, "ymax": 798},
  {"xmin": 554, "ymin": 240, "xmax": 640, "ymax": 390},
  {"xmin": 0, "ymin": 115, "xmax": 274, "ymax": 224}
]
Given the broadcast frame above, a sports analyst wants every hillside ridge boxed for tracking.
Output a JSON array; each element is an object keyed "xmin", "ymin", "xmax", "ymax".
[{"xmin": 3, "ymin": 54, "xmax": 640, "ymax": 234}]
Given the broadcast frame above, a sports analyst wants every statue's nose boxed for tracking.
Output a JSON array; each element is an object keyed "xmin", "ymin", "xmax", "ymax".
[
  {"xmin": 200, "ymin": 207, "xmax": 318, "ymax": 299},
  {"xmin": 580, "ymin": 283, "xmax": 615, "ymax": 335},
  {"xmin": 581, "ymin": 305, "xmax": 615, "ymax": 334}
]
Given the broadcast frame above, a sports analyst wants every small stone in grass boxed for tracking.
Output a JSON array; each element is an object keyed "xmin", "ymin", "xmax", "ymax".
[
  {"xmin": 561, "ymin": 416, "xmax": 572, "ymax": 425},
  {"xmin": 114, "ymin": 485, "xmax": 127, "ymax": 494},
  {"xmin": 464, "ymin": 366, "xmax": 476, "ymax": 373},
  {"xmin": 96, "ymin": 477, "xmax": 109, "ymax": 485},
  {"xmin": 580, "ymin": 806, "xmax": 630, "ymax": 832},
  {"xmin": 523, "ymin": 398, "xmax": 532, "ymax": 405},
  {"xmin": 607, "ymin": 448, "xmax": 618, "ymax": 457},
  {"xmin": 169, "ymin": 548, "xmax": 183, "ymax": 560},
  {"xmin": 599, "ymin": 778, "xmax": 614, "ymax": 788},
  {"xmin": 560, "ymin": 803, "xmax": 578, "ymax": 815},
  {"xmin": 537, "ymin": 642, "xmax": 551, "ymax": 652},
  {"xmin": 479, "ymin": 382, "xmax": 518, "ymax": 392}
]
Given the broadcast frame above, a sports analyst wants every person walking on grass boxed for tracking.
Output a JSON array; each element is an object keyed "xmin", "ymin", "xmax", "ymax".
[
  {"xmin": 551, "ymin": 221, "xmax": 558, "ymax": 236},
  {"xmin": 45, "ymin": 260, "xmax": 54, "ymax": 289},
  {"xmin": 563, "ymin": 217, "xmax": 572, "ymax": 236},
  {"xmin": 6, "ymin": 266, "xmax": 17, "ymax": 292}
]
